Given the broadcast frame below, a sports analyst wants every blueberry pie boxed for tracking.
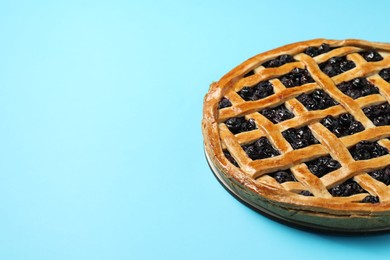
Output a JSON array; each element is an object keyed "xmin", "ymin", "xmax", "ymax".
[{"xmin": 202, "ymin": 39, "xmax": 390, "ymax": 232}]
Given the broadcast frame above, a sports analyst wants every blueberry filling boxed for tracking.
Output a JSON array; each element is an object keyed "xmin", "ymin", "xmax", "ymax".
[
  {"xmin": 359, "ymin": 50, "xmax": 383, "ymax": 62},
  {"xmin": 260, "ymin": 104, "xmax": 294, "ymax": 124},
  {"xmin": 320, "ymin": 56, "xmax": 356, "ymax": 77},
  {"xmin": 225, "ymin": 117, "xmax": 257, "ymax": 134},
  {"xmin": 300, "ymin": 190, "xmax": 313, "ymax": 196},
  {"xmin": 349, "ymin": 141, "xmax": 388, "ymax": 160},
  {"xmin": 224, "ymin": 150, "xmax": 239, "ymax": 167},
  {"xmin": 329, "ymin": 179, "xmax": 365, "ymax": 197},
  {"xmin": 282, "ymin": 126, "xmax": 319, "ymax": 150},
  {"xmin": 242, "ymin": 137, "xmax": 280, "ymax": 160},
  {"xmin": 296, "ymin": 89, "xmax": 339, "ymax": 111},
  {"xmin": 337, "ymin": 77, "xmax": 379, "ymax": 99},
  {"xmin": 238, "ymin": 81, "xmax": 274, "ymax": 101},
  {"xmin": 243, "ymin": 70, "xmax": 255, "ymax": 77},
  {"xmin": 305, "ymin": 156, "xmax": 341, "ymax": 178},
  {"xmin": 363, "ymin": 103, "xmax": 390, "ymax": 126},
  {"xmin": 379, "ymin": 68, "xmax": 390, "ymax": 82},
  {"xmin": 218, "ymin": 97, "xmax": 232, "ymax": 109},
  {"xmin": 361, "ymin": 195, "xmax": 379, "ymax": 203},
  {"xmin": 369, "ymin": 166, "xmax": 390, "ymax": 185},
  {"xmin": 304, "ymin": 43, "xmax": 332, "ymax": 57},
  {"xmin": 269, "ymin": 169, "xmax": 296, "ymax": 183},
  {"xmin": 321, "ymin": 113, "xmax": 364, "ymax": 137},
  {"xmin": 279, "ymin": 68, "xmax": 314, "ymax": 88},
  {"xmin": 262, "ymin": 54, "xmax": 295, "ymax": 68}
]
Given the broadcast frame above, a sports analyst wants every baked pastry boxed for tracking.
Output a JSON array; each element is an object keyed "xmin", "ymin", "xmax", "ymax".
[{"xmin": 202, "ymin": 39, "xmax": 390, "ymax": 232}]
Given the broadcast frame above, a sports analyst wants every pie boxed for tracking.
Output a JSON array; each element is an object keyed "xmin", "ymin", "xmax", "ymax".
[{"xmin": 202, "ymin": 39, "xmax": 390, "ymax": 232}]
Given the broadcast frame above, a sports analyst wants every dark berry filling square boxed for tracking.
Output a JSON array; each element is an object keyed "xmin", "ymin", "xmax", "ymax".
[
  {"xmin": 305, "ymin": 156, "xmax": 341, "ymax": 178},
  {"xmin": 260, "ymin": 104, "xmax": 294, "ymax": 124},
  {"xmin": 269, "ymin": 169, "xmax": 296, "ymax": 183},
  {"xmin": 349, "ymin": 141, "xmax": 388, "ymax": 160},
  {"xmin": 359, "ymin": 50, "xmax": 383, "ymax": 62},
  {"xmin": 363, "ymin": 103, "xmax": 390, "ymax": 126},
  {"xmin": 319, "ymin": 56, "xmax": 356, "ymax": 77},
  {"xmin": 361, "ymin": 195, "xmax": 379, "ymax": 203},
  {"xmin": 279, "ymin": 68, "xmax": 314, "ymax": 88},
  {"xmin": 379, "ymin": 68, "xmax": 390, "ymax": 83},
  {"xmin": 329, "ymin": 179, "xmax": 366, "ymax": 197},
  {"xmin": 337, "ymin": 78, "xmax": 379, "ymax": 99},
  {"xmin": 242, "ymin": 137, "xmax": 280, "ymax": 160},
  {"xmin": 225, "ymin": 117, "xmax": 257, "ymax": 134},
  {"xmin": 369, "ymin": 165, "xmax": 390, "ymax": 185},
  {"xmin": 224, "ymin": 150, "xmax": 239, "ymax": 167},
  {"xmin": 282, "ymin": 126, "xmax": 319, "ymax": 150},
  {"xmin": 304, "ymin": 43, "xmax": 332, "ymax": 57},
  {"xmin": 321, "ymin": 113, "xmax": 364, "ymax": 137},
  {"xmin": 218, "ymin": 97, "xmax": 232, "ymax": 109},
  {"xmin": 237, "ymin": 81, "xmax": 274, "ymax": 101},
  {"xmin": 296, "ymin": 89, "xmax": 338, "ymax": 111},
  {"xmin": 243, "ymin": 70, "xmax": 255, "ymax": 77},
  {"xmin": 262, "ymin": 54, "xmax": 295, "ymax": 68},
  {"xmin": 299, "ymin": 190, "xmax": 313, "ymax": 196}
]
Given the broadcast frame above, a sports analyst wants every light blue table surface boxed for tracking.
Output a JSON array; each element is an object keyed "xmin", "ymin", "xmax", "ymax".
[{"xmin": 1, "ymin": 1, "xmax": 390, "ymax": 259}]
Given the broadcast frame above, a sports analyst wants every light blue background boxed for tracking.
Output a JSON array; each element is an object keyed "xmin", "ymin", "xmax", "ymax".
[{"xmin": 1, "ymin": 1, "xmax": 390, "ymax": 259}]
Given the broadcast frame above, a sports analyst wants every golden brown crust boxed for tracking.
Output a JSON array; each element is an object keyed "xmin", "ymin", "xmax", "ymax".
[{"xmin": 202, "ymin": 39, "xmax": 390, "ymax": 220}]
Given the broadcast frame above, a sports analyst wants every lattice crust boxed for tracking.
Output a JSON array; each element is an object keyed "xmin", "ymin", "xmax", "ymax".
[{"xmin": 202, "ymin": 39, "xmax": 390, "ymax": 213}]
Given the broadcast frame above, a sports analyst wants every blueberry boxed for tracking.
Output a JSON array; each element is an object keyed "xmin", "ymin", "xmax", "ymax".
[
  {"xmin": 349, "ymin": 141, "xmax": 389, "ymax": 160},
  {"xmin": 337, "ymin": 77, "xmax": 379, "ymax": 99},
  {"xmin": 355, "ymin": 149, "xmax": 371, "ymax": 160},
  {"xmin": 333, "ymin": 126, "xmax": 345, "ymax": 137},
  {"xmin": 244, "ymin": 145, "xmax": 258, "ymax": 159},
  {"xmin": 279, "ymin": 68, "xmax": 314, "ymax": 88},
  {"xmin": 348, "ymin": 121, "xmax": 364, "ymax": 135},
  {"xmin": 254, "ymin": 138, "xmax": 267, "ymax": 150},
  {"xmin": 224, "ymin": 151, "xmax": 238, "ymax": 167},
  {"xmin": 359, "ymin": 50, "xmax": 383, "ymax": 62},
  {"xmin": 225, "ymin": 118, "xmax": 243, "ymax": 134},
  {"xmin": 361, "ymin": 195, "xmax": 379, "ymax": 203},
  {"xmin": 304, "ymin": 43, "xmax": 332, "ymax": 57},
  {"xmin": 370, "ymin": 166, "xmax": 390, "ymax": 185},
  {"xmin": 320, "ymin": 56, "xmax": 356, "ymax": 77},
  {"xmin": 297, "ymin": 89, "xmax": 338, "ymax": 111},
  {"xmin": 318, "ymin": 43, "xmax": 331, "ymax": 53},
  {"xmin": 282, "ymin": 126, "xmax": 319, "ymax": 150},
  {"xmin": 363, "ymin": 102, "xmax": 390, "ymax": 126},
  {"xmin": 242, "ymin": 137, "xmax": 280, "ymax": 160},
  {"xmin": 304, "ymin": 47, "xmax": 318, "ymax": 57},
  {"xmin": 238, "ymin": 81, "xmax": 274, "ymax": 101},
  {"xmin": 306, "ymin": 156, "xmax": 341, "ymax": 177},
  {"xmin": 321, "ymin": 113, "xmax": 364, "ymax": 137},
  {"xmin": 329, "ymin": 179, "xmax": 365, "ymax": 197},
  {"xmin": 322, "ymin": 64, "xmax": 336, "ymax": 76},
  {"xmin": 238, "ymin": 87, "xmax": 254, "ymax": 100},
  {"xmin": 279, "ymin": 54, "xmax": 294, "ymax": 64},
  {"xmin": 300, "ymin": 190, "xmax": 313, "ymax": 196},
  {"xmin": 243, "ymin": 70, "xmax": 255, "ymax": 77},
  {"xmin": 260, "ymin": 105, "xmax": 294, "ymax": 124},
  {"xmin": 218, "ymin": 97, "xmax": 232, "ymax": 109},
  {"xmin": 242, "ymin": 118, "xmax": 256, "ymax": 132},
  {"xmin": 339, "ymin": 113, "xmax": 353, "ymax": 125},
  {"xmin": 340, "ymin": 60, "xmax": 355, "ymax": 72},
  {"xmin": 263, "ymin": 54, "xmax": 295, "ymax": 68},
  {"xmin": 271, "ymin": 170, "xmax": 296, "ymax": 183},
  {"xmin": 379, "ymin": 68, "xmax": 390, "ymax": 82},
  {"xmin": 225, "ymin": 117, "xmax": 257, "ymax": 134},
  {"xmin": 326, "ymin": 159, "xmax": 340, "ymax": 170},
  {"xmin": 321, "ymin": 116, "xmax": 336, "ymax": 129}
]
